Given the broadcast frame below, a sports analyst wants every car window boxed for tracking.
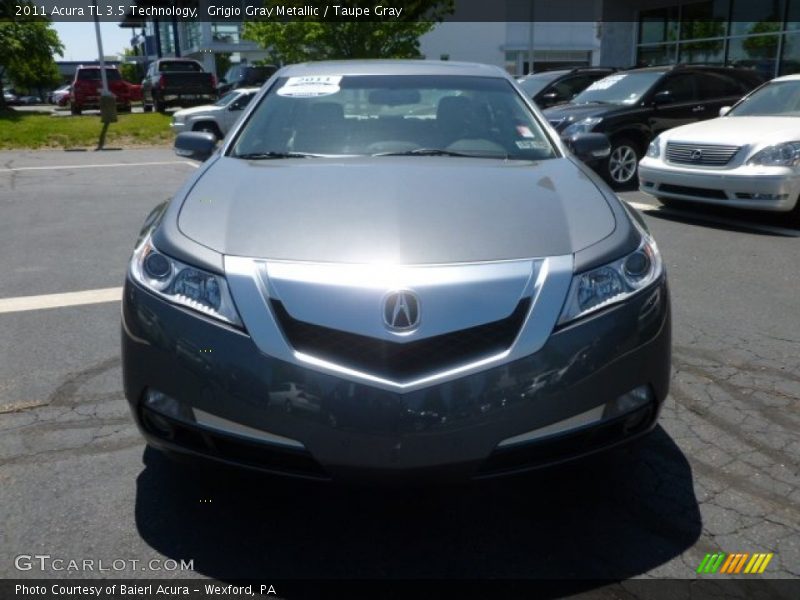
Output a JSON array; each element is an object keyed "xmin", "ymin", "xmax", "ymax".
[
  {"xmin": 518, "ymin": 71, "xmax": 565, "ymax": 97},
  {"xmin": 554, "ymin": 75, "xmax": 597, "ymax": 99},
  {"xmin": 214, "ymin": 91, "xmax": 240, "ymax": 107},
  {"xmin": 655, "ymin": 73, "xmax": 696, "ymax": 103},
  {"xmin": 729, "ymin": 80, "xmax": 800, "ymax": 116},
  {"xmin": 231, "ymin": 92, "xmax": 255, "ymax": 110},
  {"xmin": 232, "ymin": 74, "xmax": 557, "ymax": 160},
  {"xmin": 572, "ymin": 71, "xmax": 665, "ymax": 105},
  {"xmin": 159, "ymin": 61, "xmax": 203, "ymax": 73},
  {"xmin": 696, "ymin": 72, "xmax": 745, "ymax": 99}
]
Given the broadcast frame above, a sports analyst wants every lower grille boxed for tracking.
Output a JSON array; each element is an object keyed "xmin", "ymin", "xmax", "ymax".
[
  {"xmin": 477, "ymin": 403, "xmax": 655, "ymax": 477},
  {"xmin": 666, "ymin": 142, "xmax": 740, "ymax": 166},
  {"xmin": 141, "ymin": 407, "xmax": 329, "ymax": 479},
  {"xmin": 271, "ymin": 298, "xmax": 531, "ymax": 381},
  {"xmin": 658, "ymin": 183, "xmax": 728, "ymax": 200}
]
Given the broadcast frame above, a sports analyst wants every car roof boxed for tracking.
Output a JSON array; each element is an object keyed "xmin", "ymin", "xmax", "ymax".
[
  {"xmin": 770, "ymin": 73, "xmax": 800, "ymax": 83},
  {"xmin": 279, "ymin": 60, "xmax": 509, "ymax": 78}
]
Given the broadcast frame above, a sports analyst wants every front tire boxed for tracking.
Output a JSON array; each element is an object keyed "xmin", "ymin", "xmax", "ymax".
[
  {"xmin": 605, "ymin": 137, "xmax": 641, "ymax": 189},
  {"xmin": 70, "ymin": 103, "xmax": 81, "ymax": 116}
]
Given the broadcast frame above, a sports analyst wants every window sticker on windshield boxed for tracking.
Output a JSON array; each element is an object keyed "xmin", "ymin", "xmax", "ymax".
[
  {"xmin": 516, "ymin": 125, "xmax": 535, "ymax": 138},
  {"xmin": 277, "ymin": 75, "xmax": 342, "ymax": 98},
  {"xmin": 585, "ymin": 74, "xmax": 627, "ymax": 91}
]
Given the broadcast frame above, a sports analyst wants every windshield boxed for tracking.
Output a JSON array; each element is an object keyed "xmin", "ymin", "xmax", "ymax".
[
  {"xmin": 518, "ymin": 72, "xmax": 565, "ymax": 96},
  {"xmin": 232, "ymin": 74, "xmax": 556, "ymax": 160},
  {"xmin": 214, "ymin": 91, "xmax": 240, "ymax": 107},
  {"xmin": 571, "ymin": 71, "xmax": 664, "ymax": 105},
  {"xmin": 159, "ymin": 61, "xmax": 202, "ymax": 73},
  {"xmin": 729, "ymin": 81, "xmax": 800, "ymax": 116}
]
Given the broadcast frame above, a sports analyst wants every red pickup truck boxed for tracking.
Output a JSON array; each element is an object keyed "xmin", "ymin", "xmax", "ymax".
[{"xmin": 69, "ymin": 65, "xmax": 132, "ymax": 115}]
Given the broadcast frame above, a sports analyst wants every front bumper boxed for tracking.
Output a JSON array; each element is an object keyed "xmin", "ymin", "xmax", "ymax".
[
  {"xmin": 639, "ymin": 158, "xmax": 800, "ymax": 212},
  {"xmin": 122, "ymin": 276, "xmax": 671, "ymax": 482}
]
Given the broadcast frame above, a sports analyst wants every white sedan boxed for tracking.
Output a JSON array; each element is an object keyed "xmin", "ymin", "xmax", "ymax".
[
  {"xmin": 638, "ymin": 74, "xmax": 800, "ymax": 224},
  {"xmin": 170, "ymin": 87, "xmax": 259, "ymax": 139}
]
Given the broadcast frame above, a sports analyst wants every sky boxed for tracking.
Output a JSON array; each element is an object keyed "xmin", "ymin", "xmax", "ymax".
[{"xmin": 53, "ymin": 22, "xmax": 133, "ymax": 62}]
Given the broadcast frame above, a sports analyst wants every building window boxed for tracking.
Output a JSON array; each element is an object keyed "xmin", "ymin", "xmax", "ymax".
[
  {"xmin": 680, "ymin": 1, "xmax": 729, "ymax": 39},
  {"xmin": 638, "ymin": 43, "xmax": 678, "ymax": 66},
  {"xmin": 730, "ymin": 0, "xmax": 785, "ymax": 37},
  {"xmin": 639, "ymin": 7, "xmax": 679, "ymax": 44},
  {"xmin": 636, "ymin": 0, "xmax": 799, "ymax": 76}
]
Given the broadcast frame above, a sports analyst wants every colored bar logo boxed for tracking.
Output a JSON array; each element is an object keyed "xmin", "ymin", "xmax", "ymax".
[{"xmin": 696, "ymin": 552, "xmax": 773, "ymax": 574}]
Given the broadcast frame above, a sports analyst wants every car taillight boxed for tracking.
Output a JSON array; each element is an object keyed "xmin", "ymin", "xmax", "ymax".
[{"xmin": 159, "ymin": 74, "xmax": 167, "ymax": 88}]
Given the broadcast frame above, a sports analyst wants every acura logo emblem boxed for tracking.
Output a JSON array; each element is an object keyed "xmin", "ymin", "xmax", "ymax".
[
  {"xmin": 690, "ymin": 149, "xmax": 703, "ymax": 161},
  {"xmin": 383, "ymin": 290, "xmax": 420, "ymax": 332}
]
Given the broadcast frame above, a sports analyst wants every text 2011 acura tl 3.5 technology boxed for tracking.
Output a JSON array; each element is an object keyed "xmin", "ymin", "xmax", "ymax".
[{"xmin": 122, "ymin": 61, "xmax": 671, "ymax": 482}]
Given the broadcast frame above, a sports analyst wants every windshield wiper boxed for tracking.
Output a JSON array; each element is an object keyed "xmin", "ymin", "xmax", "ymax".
[
  {"xmin": 233, "ymin": 151, "xmax": 319, "ymax": 159},
  {"xmin": 373, "ymin": 148, "xmax": 507, "ymax": 159}
]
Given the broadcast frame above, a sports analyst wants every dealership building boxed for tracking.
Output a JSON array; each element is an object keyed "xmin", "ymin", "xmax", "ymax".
[{"xmin": 120, "ymin": 0, "xmax": 800, "ymax": 80}]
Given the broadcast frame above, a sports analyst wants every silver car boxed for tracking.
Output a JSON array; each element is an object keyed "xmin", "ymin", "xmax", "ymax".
[
  {"xmin": 123, "ymin": 61, "xmax": 671, "ymax": 483},
  {"xmin": 170, "ymin": 87, "xmax": 260, "ymax": 139}
]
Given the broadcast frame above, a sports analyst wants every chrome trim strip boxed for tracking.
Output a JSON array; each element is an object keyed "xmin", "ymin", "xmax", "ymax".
[
  {"xmin": 193, "ymin": 408, "xmax": 305, "ymax": 449},
  {"xmin": 225, "ymin": 254, "xmax": 573, "ymax": 393},
  {"xmin": 497, "ymin": 404, "xmax": 606, "ymax": 448}
]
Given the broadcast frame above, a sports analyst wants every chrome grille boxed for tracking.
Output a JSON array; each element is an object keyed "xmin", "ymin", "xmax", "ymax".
[{"xmin": 666, "ymin": 142, "xmax": 740, "ymax": 166}]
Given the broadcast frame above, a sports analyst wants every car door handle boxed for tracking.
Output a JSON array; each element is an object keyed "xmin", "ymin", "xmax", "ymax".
[{"xmin": 692, "ymin": 106, "xmax": 706, "ymax": 112}]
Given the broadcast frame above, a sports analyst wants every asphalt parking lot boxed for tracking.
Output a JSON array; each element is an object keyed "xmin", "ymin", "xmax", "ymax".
[{"xmin": 0, "ymin": 148, "xmax": 798, "ymax": 586}]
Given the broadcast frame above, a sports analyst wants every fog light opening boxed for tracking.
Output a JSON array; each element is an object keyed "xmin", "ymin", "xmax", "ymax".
[
  {"xmin": 142, "ymin": 408, "xmax": 175, "ymax": 440},
  {"xmin": 622, "ymin": 405, "xmax": 653, "ymax": 434},
  {"xmin": 603, "ymin": 385, "xmax": 653, "ymax": 421},
  {"xmin": 143, "ymin": 389, "xmax": 195, "ymax": 423}
]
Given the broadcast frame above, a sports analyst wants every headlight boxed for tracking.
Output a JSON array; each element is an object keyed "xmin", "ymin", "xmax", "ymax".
[
  {"xmin": 130, "ymin": 235, "xmax": 243, "ymax": 327},
  {"xmin": 558, "ymin": 233, "xmax": 663, "ymax": 325},
  {"xmin": 646, "ymin": 136, "xmax": 661, "ymax": 158},
  {"xmin": 746, "ymin": 142, "xmax": 800, "ymax": 167},
  {"xmin": 563, "ymin": 117, "xmax": 603, "ymax": 137}
]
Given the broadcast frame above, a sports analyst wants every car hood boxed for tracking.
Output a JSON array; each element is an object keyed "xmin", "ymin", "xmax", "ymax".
[
  {"xmin": 177, "ymin": 156, "xmax": 616, "ymax": 264},
  {"xmin": 174, "ymin": 104, "xmax": 222, "ymax": 119},
  {"xmin": 660, "ymin": 116, "xmax": 800, "ymax": 146},
  {"xmin": 543, "ymin": 102, "xmax": 624, "ymax": 125}
]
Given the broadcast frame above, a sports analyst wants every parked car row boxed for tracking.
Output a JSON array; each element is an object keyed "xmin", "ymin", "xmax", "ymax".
[
  {"xmin": 56, "ymin": 59, "xmax": 274, "ymax": 116},
  {"xmin": 525, "ymin": 64, "xmax": 799, "ymax": 223}
]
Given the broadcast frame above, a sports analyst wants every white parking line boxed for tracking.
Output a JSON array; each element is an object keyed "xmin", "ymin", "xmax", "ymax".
[
  {"xmin": 624, "ymin": 201, "xmax": 800, "ymax": 238},
  {"xmin": 0, "ymin": 160, "xmax": 197, "ymax": 173},
  {"xmin": 0, "ymin": 287, "xmax": 122, "ymax": 315}
]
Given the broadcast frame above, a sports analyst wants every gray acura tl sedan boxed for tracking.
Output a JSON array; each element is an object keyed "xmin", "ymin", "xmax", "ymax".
[{"xmin": 122, "ymin": 61, "xmax": 671, "ymax": 482}]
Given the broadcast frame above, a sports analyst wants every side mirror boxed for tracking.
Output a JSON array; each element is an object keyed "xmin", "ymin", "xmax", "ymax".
[
  {"xmin": 174, "ymin": 132, "xmax": 217, "ymax": 161},
  {"xmin": 652, "ymin": 90, "xmax": 672, "ymax": 106},
  {"xmin": 719, "ymin": 106, "xmax": 731, "ymax": 117},
  {"xmin": 566, "ymin": 132, "xmax": 611, "ymax": 162}
]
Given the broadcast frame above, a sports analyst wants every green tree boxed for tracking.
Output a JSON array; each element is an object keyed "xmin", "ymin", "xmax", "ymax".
[
  {"xmin": 0, "ymin": 5, "xmax": 63, "ymax": 108},
  {"xmin": 119, "ymin": 48, "xmax": 144, "ymax": 83},
  {"xmin": 215, "ymin": 52, "xmax": 232, "ymax": 80},
  {"xmin": 243, "ymin": 0, "xmax": 453, "ymax": 64}
]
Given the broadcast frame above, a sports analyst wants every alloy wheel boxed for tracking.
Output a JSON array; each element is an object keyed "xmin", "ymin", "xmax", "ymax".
[{"xmin": 608, "ymin": 144, "xmax": 638, "ymax": 184}]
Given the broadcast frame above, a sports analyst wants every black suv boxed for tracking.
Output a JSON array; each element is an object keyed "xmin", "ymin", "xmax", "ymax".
[
  {"xmin": 217, "ymin": 64, "xmax": 278, "ymax": 96},
  {"xmin": 543, "ymin": 65, "xmax": 765, "ymax": 188},
  {"xmin": 518, "ymin": 67, "xmax": 617, "ymax": 108}
]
